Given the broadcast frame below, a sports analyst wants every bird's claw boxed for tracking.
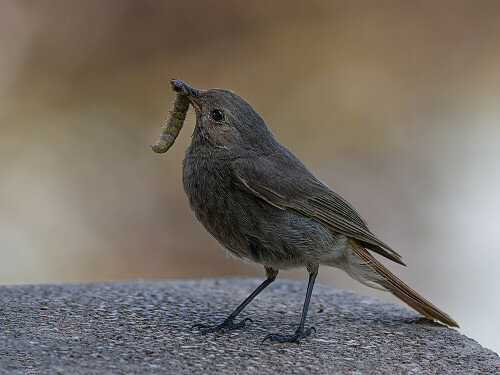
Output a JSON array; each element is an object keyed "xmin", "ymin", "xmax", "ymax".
[
  {"xmin": 192, "ymin": 316, "xmax": 253, "ymax": 335},
  {"xmin": 262, "ymin": 326, "xmax": 316, "ymax": 344}
]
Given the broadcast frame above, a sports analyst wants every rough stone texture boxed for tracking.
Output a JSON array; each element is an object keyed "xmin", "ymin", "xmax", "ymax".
[{"xmin": 0, "ymin": 278, "xmax": 498, "ymax": 374}]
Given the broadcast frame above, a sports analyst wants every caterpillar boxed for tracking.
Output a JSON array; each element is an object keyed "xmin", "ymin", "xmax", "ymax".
[{"xmin": 151, "ymin": 90, "xmax": 191, "ymax": 153}]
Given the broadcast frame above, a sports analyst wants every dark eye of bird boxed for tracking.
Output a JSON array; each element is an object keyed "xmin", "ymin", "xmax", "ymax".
[{"xmin": 211, "ymin": 109, "xmax": 225, "ymax": 122}]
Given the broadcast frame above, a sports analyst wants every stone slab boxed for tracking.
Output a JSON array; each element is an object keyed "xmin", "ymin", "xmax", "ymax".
[{"xmin": 0, "ymin": 278, "xmax": 498, "ymax": 374}]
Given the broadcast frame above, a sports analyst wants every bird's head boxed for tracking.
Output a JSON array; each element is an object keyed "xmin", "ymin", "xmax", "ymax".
[{"xmin": 171, "ymin": 79, "xmax": 278, "ymax": 157}]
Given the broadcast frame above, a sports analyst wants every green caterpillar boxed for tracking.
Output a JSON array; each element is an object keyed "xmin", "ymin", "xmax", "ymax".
[{"xmin": 151, "ymin": 92, "xmax": 190, "ymax": 153}]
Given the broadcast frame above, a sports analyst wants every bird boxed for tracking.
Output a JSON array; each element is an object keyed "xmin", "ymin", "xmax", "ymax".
[{"xmin": 168, "ymin": 78, "xmax": 458, "ymax": 344}]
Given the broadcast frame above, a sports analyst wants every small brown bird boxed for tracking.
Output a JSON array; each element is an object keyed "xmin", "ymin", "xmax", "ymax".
[{"xmin": 160, "ymin": 79, "xmax": 458, "ymax": 344}]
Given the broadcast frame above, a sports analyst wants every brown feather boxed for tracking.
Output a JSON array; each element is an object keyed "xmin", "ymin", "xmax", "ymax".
[
  {"xmin": 233, "ymin": 153, "xmax": 405, "ymax": 265},
  {"xmin": 348, "ymin": 239, "xmax": 459, "ymax": 327}
]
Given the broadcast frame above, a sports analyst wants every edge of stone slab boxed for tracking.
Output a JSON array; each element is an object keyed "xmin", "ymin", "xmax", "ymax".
[{"xmin": 0, "ymin": 277, "xmax": 497, "ymax": 358}]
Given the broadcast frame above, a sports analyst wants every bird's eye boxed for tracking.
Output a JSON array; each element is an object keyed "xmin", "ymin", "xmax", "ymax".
[{"xmin": 211, "ymin": 109, "xmax": 225, "ymax": 122}]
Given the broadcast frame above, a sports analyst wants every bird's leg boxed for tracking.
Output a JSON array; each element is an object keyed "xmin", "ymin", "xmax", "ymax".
[
  {"xmin": 192, "ymin": 267, "xmax": 278, "ymax": 335},
  {"xmin": 263, "ymin": 267, "xmax": 318, "ymax": 344}
]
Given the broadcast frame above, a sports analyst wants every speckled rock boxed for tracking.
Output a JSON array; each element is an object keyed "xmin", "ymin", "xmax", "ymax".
[{"xmin": 0, "ymin": 278, "xmax": 498, "ymax": 374}]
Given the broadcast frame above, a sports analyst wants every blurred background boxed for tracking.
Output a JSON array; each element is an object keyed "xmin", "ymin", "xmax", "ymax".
[{"xmin": 1, "ymin": 0, "xmax": 499, "ymax": 353}]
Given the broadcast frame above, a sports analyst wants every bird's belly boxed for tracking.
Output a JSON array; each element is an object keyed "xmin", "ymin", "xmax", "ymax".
[{"xmin": 182, "ymin": 156, "xmax": 347, "ymax": 269}]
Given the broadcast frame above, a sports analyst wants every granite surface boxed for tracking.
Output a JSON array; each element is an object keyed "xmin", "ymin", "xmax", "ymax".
[{"xmin": 0, "ymin": 278, "xmax": 498, "ymax": 374}]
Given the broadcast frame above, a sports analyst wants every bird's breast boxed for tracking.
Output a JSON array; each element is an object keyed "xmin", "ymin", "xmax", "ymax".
[{"xmin": 182, "ymin": 155, "xmax": 248, "ymax": 250}]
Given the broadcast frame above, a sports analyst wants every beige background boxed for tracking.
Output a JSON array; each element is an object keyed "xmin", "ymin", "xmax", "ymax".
[{"xmin": 1, "ymin": 1, "xmax": 499, "ymax": 353}]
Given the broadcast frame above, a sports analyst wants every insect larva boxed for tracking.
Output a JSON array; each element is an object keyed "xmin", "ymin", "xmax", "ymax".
[{"xmin": 151, "ymin": 93, "xmax": 190, "ymax": 153}]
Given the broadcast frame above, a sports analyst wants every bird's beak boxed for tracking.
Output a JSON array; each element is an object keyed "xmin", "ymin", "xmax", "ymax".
[{"xmin": 170, "ymin": 78, "xmax": 203, "ymax": 114}]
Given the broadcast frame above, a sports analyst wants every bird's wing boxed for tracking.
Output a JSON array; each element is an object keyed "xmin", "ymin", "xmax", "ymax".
[{"xmin": 232, "ymin": 151, "xmax": 405, "ymax": 265}]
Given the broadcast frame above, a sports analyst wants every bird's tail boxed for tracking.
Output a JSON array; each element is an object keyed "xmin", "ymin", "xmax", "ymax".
[{"xmin": 343, "ymin": 239, "xmax": 459, "ymax": 327}]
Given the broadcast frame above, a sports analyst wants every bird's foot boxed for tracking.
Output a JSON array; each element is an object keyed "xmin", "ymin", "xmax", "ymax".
[
  {"xmin": 262, "ymin": 326, "xmax": 316, "ymax": 344},
  {"xmin": 192, "ymin": 316, "xmax": 253, "ymax": 335}
]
